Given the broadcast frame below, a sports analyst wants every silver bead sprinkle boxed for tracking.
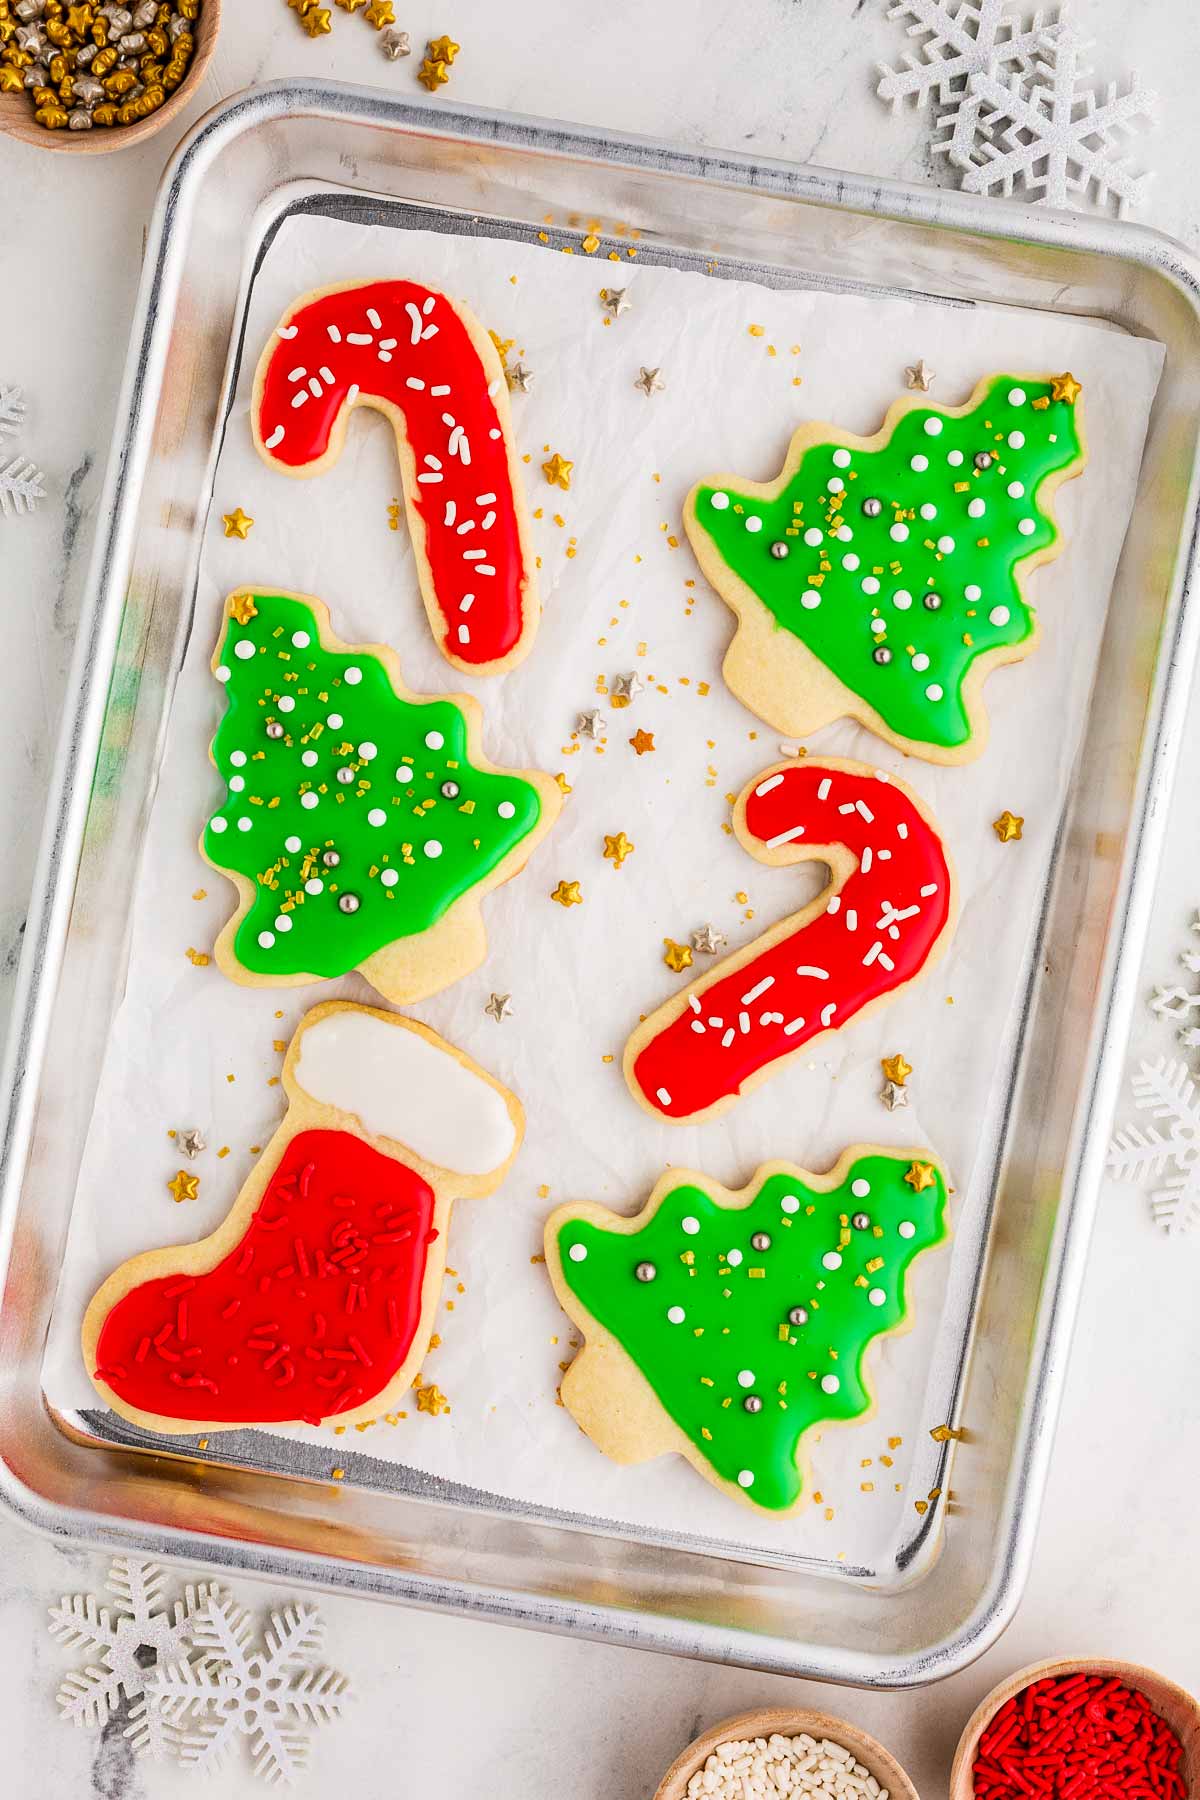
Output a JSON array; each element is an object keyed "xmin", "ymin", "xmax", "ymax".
[
  {"xmin": 862, "ymin": 496, "xmax": 883, "ymax": 518},
  {"xmin": 336, "ymin": 765, "xmax": 355, "ymax": 784},
  {"xmin": 873, "ymin": 646, "xmax": 893, "ymax": 664},
  {"xmin": 851, "ymin": 1211, "xmax": 871, "ymax": 1231},
  {"xmin": 769, "ymin": 540, "xmax": 789, "ymax": 560},
  {"xmin": 440, "ymin": 780, "xmax": 460, "ymax": 799},
  {"xmin": 787, "ymin": 1306, "xmax": 809, "ymax": 1326},
  {"xmin": 634, "ymin": 1261, "xmax": 657, "ymax": 1283},
  {"xmin": 743, "ymin": 1395, "xmax": 764, "ymax": 1414},
  {"xmin": 750, "ymin": 1231, "xmax": 771, "ymax": 1251},
  {"xmin": 923, "ymin": 591, "xmax": 942, "ymax": 611},
  {"xmin": 265, "ymin": 720, "xmax": 285, "ymax": 740},
  {"xmin": 974, "ymin": 451, "xmax": 993, "ymax": 470},
  {"xmin": 337, "ymin": 892, "xmax": 360, "ymax": 914},
  {"xmin": 322, "ymin": 849, "xmax": 341, "ymax": 869}
]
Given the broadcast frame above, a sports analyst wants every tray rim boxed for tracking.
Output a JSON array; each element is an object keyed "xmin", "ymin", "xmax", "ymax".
[{"xmin": 2, "ymin": 76, "xmax": 1200, "ymax": 1688}]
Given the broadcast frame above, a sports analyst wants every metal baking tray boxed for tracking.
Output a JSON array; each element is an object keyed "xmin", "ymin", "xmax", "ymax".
[{"xmin": 3, "ymin": 80, "xmax": 1199, "ymax": 1687}]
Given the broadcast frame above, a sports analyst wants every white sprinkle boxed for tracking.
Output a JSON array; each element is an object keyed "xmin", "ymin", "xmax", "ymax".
[
  {"xmin": 209, "ymin": 817, "xmax": 227, "ymax": 833},
  {"xmin": 424, "ymin": 454, "xmax": 442, "ymax": 470},
  {"xmin": 737, "ymin": 1470, "xmax": 755, "ymax": 1489},
  {"xmin": 889, "ymin": 522, "xmax": 909, "ymax": 543},
  {"xmin": 228, "ymin": 775, "xmax": 244, "ymax": 793},
  {"xmin": 892, "ymin": 589, "xmax": 912, "ymax": 611},
  {"xmin": 899, "ymin": 1221, "xmax": 916, "ymax": 1238},
  {"xmin": 851, "ymin": 1178, "xmax": 871, "ymax": 1197},
  {"xmin": 920, "ymin": 502, "xmax": 937, "ymax": 521},
  {"xmin": 926, "ymin": 683, "xmax": 943, "ymax": 701},
  {"xmin": 710, "ymin": 491, "xmax": 730, "ymax": 510},
  {"xmin": 258, "ymin": 930, "xmax": 275, "ymax": 949},
  {"xmin": 861, "ymin": 846, "xmax": 873, "ymax": 873},
  {"xmin": 864, "ymin": 940, "xmax": 882, "ymax": 966},
  {"xmin": 801, "ymin": 593, "xmax": 821, "ymax": 610},
  {"xmin": 422, "ymin": 296, "xmax": 436, "ymax": 315},
  {"xmin": 828, "ymin": 477, "xmax": 845, "ymax": 494},
  {"xmin": 291, "ymin": 630, "xmax": 310, "ymax": 649},
  {"xmin": 425, "ymin": 729, "xmax": 444, "ymax": 749},
  {"xmin": 276, "ymin": 325, "xmax": 298, "ymax": 339},
  {"xmin": 1018, "ymin": 517, "xmax": 1036, "ymax": 536},
  {"xmin": 920, "ymin": 882, "xmax": 938, "ymax": 896},
  {"xmin": 264, "ymin": 425, "xmax": 285, "ymax": 449},
  {"xmin": 1009, "ymin": 429, "xmax": 1025, "ymax": 449},
  {"xmin": 444, "ymin": 500, "xmax": 457, "ymax": 527},
  {"xmin": 820, "ymin": 1002, "xmax": 836, "ymax": 1026},
  {"xmin": 327, "ymin": 711, "xmax": 343, "ymax": 727},
  {"xmin": 396, "ymin": 764, "xmax": 414, "ymax": 783},
  {"xmin": 381, "ymin": 869, "xmax": 399, "ymax": 888},
  {"xmin": 826, "ymin": 894, "xmax": 841, "ymax": 915},
  {"xmin": 842, "ymin": 553, "xmax": 860, "ymax": 571},
  {"xmin": 691, "ymin": 1019, "xmax": 706, "ymax": 1034},
  {"xmin": 367, "ymin": 808, "xmax": 386, "ymax": 827},
  {"xmin": 301, "ymin": 792, "xmax": 319, "ymax": 811},
  {"xmin": 234, "ymin": 640, "xmax": 255, "ymax": 661},
  {"xmin": 498, "ymin": 800, "xmax": 516, "ymax": 819},
  {"xmin": 796, "ymin": 965, "xmax": 829, "ymax": 979},
  {"xmin": 347, "ymin": 332, "xmax": 373, "ymax": 346},
  {"xmin": 721, "ymin": 1028, "xmax": 736, "ymax": 1048},
  {"xmin": 682, "ymin": 1216, "xmax": 700, "ymax": 1235},
  {"xmin": 855, "ymin": 800, "xmax": 874, "ymax": 823},
  {"xmin": 458, "ymin": 625, "xmax": 470, "ymax": 644},
  {"xmin": 817, "ymin": 778, "xmax": 832, "ymax": 801},
  {"xmin": 230, "ymin": 751, "xmax": 247, "ymax": 767},
  {"xmin": 278, "ymin": 696, "xmax": 295, "ymax": 714},
  {"xmin": 688, "ymin": 995, "xmax": 702, "ymax": 1014},
  {"xmin": 287, "ymin": 366, "xmax": 306, "ymax": 383},
  {"xmin": 765, "ymin": 824, "xmax": 806, "ymax": 849},
  {"xmin": 568, "ymin": 1243, "xmax": 587, "ymax": 1263},
  {"xmin": 1008, "ymin": 386, "xmax": 1027, "ymax": 405},
  {"xmin": 475, "ymin": 564, "xmax": 495, "ymax": 576},
  {"xmin": 968, "ymin": 498, "xmax": 986, "ymax": 518},
  {"xmin": 726, "ymin": 1249, "xmax": 743, "ymax": 1267},
  {"xmin": 911, "ymin": 653, "xmax": 930, "ymax": 673},
  {"xmin": 845, "ymin": 909, "xmax": 858, "ymax": 931},
  {"xmin": 421, "ymin": 323, "xmax": 439, "ymax": 341},
  {"xmin": 406, "ymin": 377, "xmax": 426, "ymax": 391},
  {"xmin": 379, "ymin": 338, "xmax": 398, "ymax": 351},
  {"xmin": 285, "ymin": 835, "xmax": 301, "ymax": 853},
  {"xmin": 476, "ymin": 492, "xmax": 497, "ymax": 505},
  {"xmin": 481, "ymin": 511, "xmax": 497, "ymax": 531},
  {"xmin": 781, "ymin": 1195, "xmax": 800, "ymax": 1214},
  {"xmin": 460, "ymin": 593, "xmax": 475, "ymax": 613},
  {"xmin": 948, "ymin": 449, "xmax": 964, "ymax": 466},
  {"xmin": 366, "ymin": 307, "xmax": 382, "ymax": 329},
  {"xmin": 821, "ymin": 1373, "xmax": 840, "ymax": 1394},
  {"xmin": 897, "ymin": 822, "xmax": 909, "ymax": 840},
  {"xmin": 319, "ymin": 365, "xmax": 335, "ymax": 385},
  {"xmin": 301, "ymin": 750, "xmax": 318, "ymax": 767},
  {"xmin": 937, "ymin": 535, "xmax": 955, "ymax": 554},
  {"xmin": 745, "ymin": 516, "xmax": 763, "ymax": 534},
  {"xmin": 656, "ymin": 1086, "xmax": 673, "ymax": 1106},
  {"xmin": 667, "ymin": 1305, "xmax": 686, "ymax": 1324},
  {"xmin": 923, "ymin": 417, "xmax": 943, "ymax": 436},
  {"xmin": 737, "ymin": 1369, "xmax": 755, "ymax": 1388},
  {"xmin": 862, "ymin": 576, "xmax": 880, "ymax": 596},
  {"xmin": 741, "ymin": 977, "xmax": 775, "ymax": 1004},
  {"xmin": 910, "ymin": 453, "xmax": 928, "ymax": 472},
  {"xmin": 305, "ymin": 877, "xmax": 323, "ymax": 895},
  {"xmin": 1008, "ymin": 480, "xmax": 1025, "ymax": 498},
  {"xmin": 822, "ymin": 1252, "xmax": 842, "ymax": 1270},
  {"xmin": 430, "ymin": 383, "xmax": 451, "ymax": 396},
  {"xmin": 832, "ymin": 448, "xmax": 851, "ymax": 468},
  {"xmin": 869, "ymin": 1288, "xmax": 887, "ymax": 1307},
  {"xmin": 236, "ymin": 817, "xmax": 252, "ymax": 833},
  {"xmin": 290, "ymin": 391, "xmax": 309, "ymax": 410},
  {"xmin": 990, "ymin": 605, "xmax": 1011, "ymax": 626},
  {"xmin": 783, "ymin": 1016, "xmax": 807, "ymax": 1036},
  {"xmin": 463, "ymin": 549, "xmax": 486, "ymax": 561},
  {"xmin": 755, "ymin": 774, "xmax": 784, "ymax": 797},
  {"xmin": 424, "ymin": 839, "xmax": 443, "ymax": 859},
  {"xmin": 326, "ymin": 324, "xmax": 342, "ymax": 343},
  {"xmin": 739, "ymin": 1011, "xmax": 751, "ymax": 1034},
  {"xmin": 803, "ymin": 527, "xmax": 823, "ymax": 547},
  {"xmin": 965, "ymin": 583, "xmax": 982, "ymax": 600},
  {"xmin": 489, "ymin": 428, "xmax": 501, "ymax": 439},
  {"xmin": 274, "ymin": 914, "xmax": 293, "ymax": 933},
  {"xmin": 346, "ymin": 384, "xmax": 360, "ymax": 404}
]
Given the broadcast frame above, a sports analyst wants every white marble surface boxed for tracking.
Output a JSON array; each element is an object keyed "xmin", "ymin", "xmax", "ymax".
[{"xmin": 2, "ymin": 3, "xmax": 1199, "ymax": 1795}]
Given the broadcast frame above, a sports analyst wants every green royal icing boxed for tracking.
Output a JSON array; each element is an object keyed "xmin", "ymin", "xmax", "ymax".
[
  {"xmin": 692, "ymin": 375, "xmax": 1082, "ymax": 749},
  {"xmin": 204, "ymin": 592, "xmax": 542, "ymax": 977},
  {"xmin": 557, "ymin": 1154, "xmax": 947, "ymax": 1511}
]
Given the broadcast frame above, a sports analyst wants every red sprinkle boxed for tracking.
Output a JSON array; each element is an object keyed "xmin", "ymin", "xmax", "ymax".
[{"xmin": 972, "ymin": 1674, "xmax": 1189, "ymax": 1800}]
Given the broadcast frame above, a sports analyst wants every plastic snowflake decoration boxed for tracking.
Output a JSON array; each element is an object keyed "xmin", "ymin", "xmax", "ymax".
[
  {"xmin": 1149, "ymin": 915, "xmax": 1200, "ymax": 1045},
  {"xmin": 1108, "ymin": 1056, "xmax": 1200, "ymax": 1236},
  {"xmin": 0, "ymin": 379, "xmax": 46, "ymax": 519},
  {"xmin": 955, "ymin": 21, "xmax": 1158, "ymax": 215},
  {"xmin": 876, "ymin": 0, "xmax": 1050, "ymax": 168},
  {"xmin": 147, "ymin": 1596, "xmax": 350, "ymax": 1785},
  {"xmin": 48, "ymin": 1557, "xmax": 220, "ymax": 1759}
]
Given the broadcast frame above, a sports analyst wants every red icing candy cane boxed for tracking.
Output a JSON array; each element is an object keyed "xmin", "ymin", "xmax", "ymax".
[
  {"xmin": 624, "ymin": 756, "xmax": 957, "ymax": 1124},
  {"xmin": 90, "ymin": 1130, "xmax": 437, "ymax": 1427},
  {"xmin": 253, "ymin": 278, "xmax": 536, "ymax": 675}
]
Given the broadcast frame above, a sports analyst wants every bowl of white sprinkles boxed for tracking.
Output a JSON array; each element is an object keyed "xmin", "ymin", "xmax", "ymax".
[{"xmin": 652, "ymin": 1708, "xmax": 920, "ymax": 1800}]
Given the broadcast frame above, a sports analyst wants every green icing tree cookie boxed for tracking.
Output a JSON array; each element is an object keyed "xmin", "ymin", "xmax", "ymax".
[
  {"xmin": 547, "ymin": 1150, "xmax": 948, "ymax": 1514},
  {"xmin": 203, "ymin": 589, "xmax": 560, "ymax": 1003},
  {"xmin": 684, "ymin": 372, "xmax": 1085, "ymax": 763}
]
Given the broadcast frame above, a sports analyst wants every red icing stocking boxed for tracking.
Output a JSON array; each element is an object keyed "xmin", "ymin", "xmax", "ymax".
[
  {"xmin": 84, "ymin": 1003, "xmax": 522, "ymax": 1433},
  {"xmin": 253, "ymin": 279, "xmax": 537, "ymax": 676},
  {"xmin": 624, "ymin": 756, "xmax": 957, "ymax": 1124}
]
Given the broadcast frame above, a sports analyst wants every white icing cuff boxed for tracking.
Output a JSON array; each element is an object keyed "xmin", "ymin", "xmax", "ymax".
[{"xmin": 294, "ymin": 1010, "xmax": 515, "ymax": 1176}]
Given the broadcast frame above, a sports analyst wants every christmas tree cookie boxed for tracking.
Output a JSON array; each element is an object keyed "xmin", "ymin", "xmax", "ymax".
[
  {"xmin": 684, "ymin": 372, "xmax": 1085, "ymax": 763},
  {"xmin": 546, "ymin": 1148, "xmax": 948, "ymax": 1514},
  {"xmin": 253, "ymin": 278, "xmax": 539, "ymax": 677},
  {"xmin": 202, "ymin": 589, "xmax": 561, "ymax": 1003},
  {"xmin": 85, "ymin": 1002, "xmax": 523, "ymax": 1433}
]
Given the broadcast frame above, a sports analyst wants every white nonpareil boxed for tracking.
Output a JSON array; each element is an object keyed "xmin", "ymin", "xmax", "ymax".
[
  {"xmin": 684, "ymin": 1731, "xmax": 889, "ymax": 1799},
  {"xmin": 293, "ymin": 1010, "xmax": 515, "ymax": 1176}
]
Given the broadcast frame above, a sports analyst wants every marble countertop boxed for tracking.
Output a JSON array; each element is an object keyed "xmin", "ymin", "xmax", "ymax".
[{"xmin": 3, "ymin": 2, "xmax": 1199, "ymax": 1795}]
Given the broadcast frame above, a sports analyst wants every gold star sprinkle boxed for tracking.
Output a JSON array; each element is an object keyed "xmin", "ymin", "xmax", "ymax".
[
  {"xmin": 335, "ymin": 0, "xmax": 367, "ymax": 10},
  {"xmin": 603, "ymin": 832, "xmax": 635, "ymax": 869},
  {"xmin": 427, "ymin": 33, "xmax": 460, "ymax": 62},
  {"xmin": 881, "ymin": 1053, "xmax": 912, "ymax": 1085},
  {"xmin": 222, "ymin": 507, "xmax": 254, "ymax": 539},
  {"xmin": 542, "ymin": 451, "xmax": 573, "ymax": 490},
  {"xmin": 663, "ymin": 938, "xmax": 694, "ymax": 974},
  {"xmin": 629, "ymin": 728, "xmax": 655, "ymax": 755},
  {"xmin": 600, "ymin": 287, "xmax": 631, "ymax": 318},
  {"xmin": 506, "ymin": 361, "xmax": 534, "ymax": 392},
  {"xmin": 634, "ymin": 366, "xmax": 665, "ymax": 397},
  {"xmin": 904, "ymin": 1160, "xmax": 938, "ymax": 1193},
  {"xmin": 1050, "ymin": 371, "xmax": 1082, "ymax": 405},
  {"xmin": 484, "ymin": 992, "xmax": 513, "ymax": 1022},
  {"xmin": 414, "ymin": 1380, "xmax": 449, "ymax": 1415},
  {"xmin": 551, "ymin": 880, "xmax": 583, "ymax": 907},
  {"xmin": 301, "ymin": 5, "xmax": 332, "ymax": 33},
  {"xmin": 992, "ymin": 809, "xmax": 1024, "ymax": 842},
  {"xmin": 167, "ymin": 1169, "xmax": 199, "ymax": 1204},
  {"xmin": 363, "ymin": 0, "xmax": 394, "ymax": 23},
  {"xmin": 905, "ymin": 358, "xmax": 935, "ymax": 392},
  {"xmin": 229, "ymin": 592, "xmax": 258, "ymax": 624},
  {"xmin": 417, "ymin": 54, "xmax": 449, "ymax": 88}
]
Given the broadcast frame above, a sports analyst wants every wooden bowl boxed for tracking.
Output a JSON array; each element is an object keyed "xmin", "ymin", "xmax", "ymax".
[
  {"xmin": 949, "ymin": 1657, "xmax": 1200, "ymax": 1799},
  {"xmin": 653, "ymin": 1706, "xmax": 921, "ymax": 1800},
  {"xmin": 0, "ymin": 0, "xmax": 220, "ymax": 155}
]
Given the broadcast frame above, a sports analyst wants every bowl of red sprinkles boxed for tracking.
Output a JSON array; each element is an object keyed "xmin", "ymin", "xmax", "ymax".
[{"xmin": 950, "ymin": 1658, "xmax": 1199, "ymax": 1800}]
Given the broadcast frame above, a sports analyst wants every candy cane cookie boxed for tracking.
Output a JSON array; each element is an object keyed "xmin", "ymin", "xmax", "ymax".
[
  {"xmin": 625, "ymin": 756, "xmax": 957, "ymax": 1125},
  {"xmin": 84, "ymin": 1003, "xmax": 522, "ymax": 1434},
  {"xmin": 253, "ymin": 279, "xmax": 538, "ymax": 676}
]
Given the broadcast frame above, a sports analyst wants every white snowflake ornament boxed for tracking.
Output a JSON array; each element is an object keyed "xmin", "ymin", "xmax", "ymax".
[
  {"xmin": 48, "ymin": 1557, "xmax": 220, "ymax": 1759},
  {"xmin": 957, "ymin": 22, "xmax": 1158, "ymax": 215},
  {"xmin": 0, "ymin": 379, "xmax": 46, "ymax": 518},
  {"xmin": 877, "ymin": 0, "xmax": 1050, "ymax": 169},
  {"xmin": 1108, "ymin": 1056, "xmax": 1200, "ymax": 1236},
  {"xmin": 148, "ymin": 1596, "xmax": 350, "ymax": 1785},
  {"xmin": 0, "ymin": 383, "xmax": 26, "ymax": 441}
]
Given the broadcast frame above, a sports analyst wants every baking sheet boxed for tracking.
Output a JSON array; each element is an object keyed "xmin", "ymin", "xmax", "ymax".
[{"xmin": 43, "ymin": 212, "xmax": 1163, "ymax": 1571}]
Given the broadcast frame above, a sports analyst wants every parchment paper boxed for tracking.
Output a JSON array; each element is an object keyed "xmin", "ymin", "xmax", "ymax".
[{"xmin": 43, "ymin": 214, "xmax": 1163, "ymax": 1569}]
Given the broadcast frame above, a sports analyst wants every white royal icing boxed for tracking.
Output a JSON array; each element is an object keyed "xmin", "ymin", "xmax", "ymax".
[{"xmin": 294, "ymin": 1010, "xmax": 516, "ymax": 1176}]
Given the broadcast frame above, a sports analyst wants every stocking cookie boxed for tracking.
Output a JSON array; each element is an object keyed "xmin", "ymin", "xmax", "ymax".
[
  {"xmin": 547, "ymin": 1147, "xmax": 948, "ymax": 1513},
  {"xmin": 84, "ymin": 1002, "xmax": 522, "ymax": 1434},
  {"xmin": 625, "ymin": 756, "xmax": 956, "ymax": 1124},
  {"xmin": 685, "ymin": 372, "xmax": 1085, "ymax": 762},
  {"xmin": 203, "ymin": 588, "xmax": 560, "ymax": 1003},
  {"xmin": 253, "ymin": 279, "xmax": 538, "ymax": 676}
]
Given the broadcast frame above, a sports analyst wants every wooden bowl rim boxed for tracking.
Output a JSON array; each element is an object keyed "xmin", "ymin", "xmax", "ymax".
[
  {"xmin": 652, "ymin": 1705, "xmax": 921, "ymax": 1800},
  {"xmin": 0, "ymin": 0, "xmax": 220, "ymax": 155},
  {"xmin": 948, "ymin": 1655, "xmax": 1200, "ymax": 1799}
]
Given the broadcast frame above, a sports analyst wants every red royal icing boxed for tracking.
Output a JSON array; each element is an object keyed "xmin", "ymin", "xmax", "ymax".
[
  {"xmin": 629, "ymin": 760, "xmax": 954, "ymax": 1121},
  {"xmin": 255, "ymin": 279, "xmax": 530, "ymax": 670},
  {"xmin": 93, "ymin": 1130, "xmax": 436, "ymax": 1426}
]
